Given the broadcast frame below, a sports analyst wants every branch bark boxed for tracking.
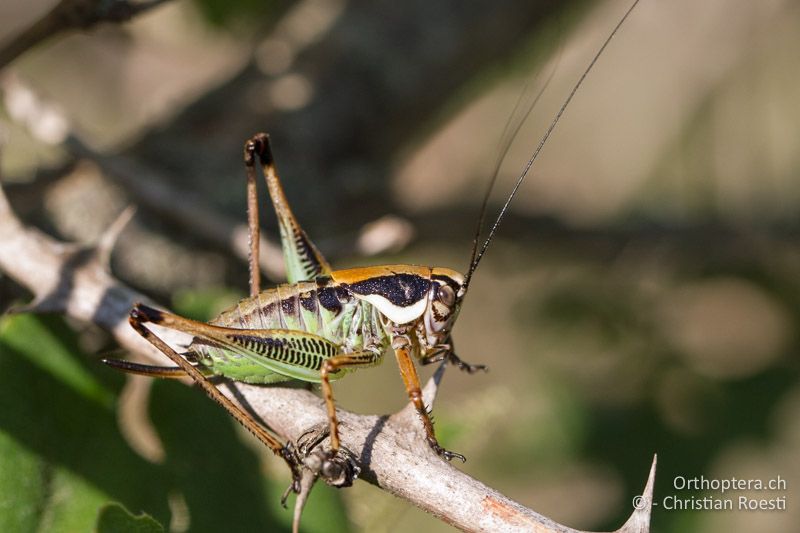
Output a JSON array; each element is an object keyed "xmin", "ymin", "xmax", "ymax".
[
  {"xmin": 0, "ymin": 0, "xmax": 172, "ymax": 70},
  {"xmin": 64, "ymin": 135, "xmax": 288, "ymax": 281},
  {"xmin": 0, "ymin": 180, "xmax": 655, "ymax": 532}
]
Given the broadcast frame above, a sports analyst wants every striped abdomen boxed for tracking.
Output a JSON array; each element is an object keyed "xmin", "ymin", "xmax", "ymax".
[
  {"xmin": 190, "ymin": 279, "xmax": 389, "ymax": 383},
  {"xmin": 211, "ymin": 280, "xmax": 386, "ymax": 349}
]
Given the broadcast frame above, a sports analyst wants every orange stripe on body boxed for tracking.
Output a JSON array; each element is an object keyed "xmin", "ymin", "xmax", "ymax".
[{"xmin": 330, "ymin": 264, "xmax": 433, "ymax": 284}]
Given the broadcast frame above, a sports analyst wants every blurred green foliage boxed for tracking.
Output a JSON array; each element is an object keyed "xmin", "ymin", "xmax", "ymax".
[
  {"xmin": 96, "ymin": 504, "xmax": 164, "ymax": 533},
  {"xmin": 191, "ymin": 0, "xmax": 288, "ymax": 28},
  {"xmin": 516, "ymin": 255, "xmax": 800, "ymax": 532},
  {"xmin": 0, "ymin": 311, "xmax": 351, "ymax": 533},
  {"xmin": 172, "ymin": 286, "xmax": 244, "ymax": 322}
]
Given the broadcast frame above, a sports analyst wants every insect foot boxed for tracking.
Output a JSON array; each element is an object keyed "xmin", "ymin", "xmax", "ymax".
[
  {"xmin": 449, "ymin": 353, "xmax": 488, "ymax": 374},
  {"xmin": 283, "ymin": 441, "xmax": 360, "ymax": 533},
  {"xmin": 428, "ymin": 437, "xmax": 466, "ymax": 463},
  {"xmin": 315, "ymin": 447, "xmax": 361, "ymax": 488},
  {"xmin": 295, "ymin": 422, "xmax": 330, "ymax": 456},
  {"xmin": 294, "ymin": 423, "xmax": 361, "ymax": 488},
  {"xmin": 280, "ymin": 445, "xmax": 305, "ymax": 509}
]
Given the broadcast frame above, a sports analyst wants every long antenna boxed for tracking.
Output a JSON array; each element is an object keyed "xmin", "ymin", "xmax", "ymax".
[
  {"xmin": 466, "ymin": 61, "xmax": 560, "ymax": 275},
  {"xmin": 463, "ymin": 0, "xmax": 641, "ymax": 290}
]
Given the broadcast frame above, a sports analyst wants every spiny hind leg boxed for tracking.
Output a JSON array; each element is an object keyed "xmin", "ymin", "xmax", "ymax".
[
  {"xmin": 245, "ymin": 133, "xmax": 331, "ymax": 284},
  {"xmin": 101, "ymin": 357, "xmax": 192, "ymax": 379},
  {"xmin": 127, "ymin": 304, "xmax": 295, "ymax": 466},
  {"xmin": 392, "ymin": 333, "xmax": 466, "ymax": 462},
  {"xmin": 243, "ymin": 137, "xmax": 264, "ymax": 296},
  {"xmin": 128, "ymin": 303, "xmax": 368, "ymax": 492}
]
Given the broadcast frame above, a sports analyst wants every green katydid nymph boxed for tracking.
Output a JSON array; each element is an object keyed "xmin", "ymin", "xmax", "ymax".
[
  {"xmin": 111, "ymin": 135, "xmax": 478, "ymax": 476},
  {"xmin": 105, "ymin": 0, "xmax": 640, "ymax": 507}
]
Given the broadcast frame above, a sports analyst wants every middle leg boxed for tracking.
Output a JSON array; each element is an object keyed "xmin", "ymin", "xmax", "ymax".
[
  {"xmin": 319, "ymin": 351, "xmax": 382, "ymax": 454},
  {"xmin": 391, "ymin": 332, "xmax": 466, "ymax": 462}
]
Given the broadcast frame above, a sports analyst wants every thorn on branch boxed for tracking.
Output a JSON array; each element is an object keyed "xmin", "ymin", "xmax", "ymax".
[
  {"xmin": 615, "ymin": 454, "xmax": 657, "ymax": 533},
  {"xmin": 291, "ymin": 466, "xmax": 317, "ymax": 533},
  {"xmin": 285, "ymin": 426, "xmax": 362, "ymax": 533},
  {"xmin": 96, "ymin": 205, "xmax": 136, "ymax": 269}
]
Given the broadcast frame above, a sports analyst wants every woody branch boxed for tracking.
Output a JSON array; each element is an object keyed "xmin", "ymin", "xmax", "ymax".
[{"xmin": 0, "ymin": 0, "xmax": 172, "ymax": 69}]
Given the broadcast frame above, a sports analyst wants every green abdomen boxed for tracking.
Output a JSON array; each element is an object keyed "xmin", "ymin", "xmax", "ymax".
[{"xmin": 191, "ymin": 279, "xmax": 388, "ymax": 383}]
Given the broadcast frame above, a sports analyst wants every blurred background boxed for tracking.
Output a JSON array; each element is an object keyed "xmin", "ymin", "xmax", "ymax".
[{"xmin": 1, "ymin": 0, "xmax": 799, "ymax": 531}]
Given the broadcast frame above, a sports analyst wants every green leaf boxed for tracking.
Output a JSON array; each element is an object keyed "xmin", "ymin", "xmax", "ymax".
[
  {"xmin": 190, "ymin": 0, "xmax": 284, "ymax": 28},
  {"xmin": 0, "ymin": 314, "xmax": 113, "ymax": 409},
  {"xmin": 0, "ymin": 314, "xmax": 171, "ymax": 531},
  {"xmin": 147, "ymin": 379, "xmax": 287, "ymax": 531},
  {"xmin": 0, "ymin": 312, "xmax": 353, "ymax": 532},
  {"xmin": 266, "ymin": 479, "xmax": 352, "ymax": 533},
  {"xmin": 0, "ymin": 432, "xmax": 46, "ymax": 533},
  {"xmin": 96, "ymin": 503, "xmax": 165, "ymax": 533}
]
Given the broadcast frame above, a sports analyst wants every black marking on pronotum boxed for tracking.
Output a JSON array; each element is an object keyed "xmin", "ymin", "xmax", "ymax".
[
  {"xmin": 335, "ymin": 286, "xmax": 352, "ymax": 303},
  {"xmin": 346, "ymin": 274, "xmax": 431, "ymax": 308},
  {"xmin": 317, "ymin": 287, "xmax": 342, "ymax": 313}
]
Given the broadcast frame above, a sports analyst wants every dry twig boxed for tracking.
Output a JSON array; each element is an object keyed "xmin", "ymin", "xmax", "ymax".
[
  {"xmin": 0, "ymin": 0, "xmax": 172, "ymax": 70},
  {"xmin": 65, "ymin": 135, "xmax": 288, "ymax": 281}
]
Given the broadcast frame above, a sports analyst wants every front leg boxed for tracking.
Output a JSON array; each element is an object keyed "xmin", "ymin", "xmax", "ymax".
[
  {"xmin": 415, "ymin": 324, "xmax": 487, "ymax": 374},
  {"xmin": 391, "ymin": 330, "xmax": 466, "ymax": 462},
  {"xmin": 419, "ymin": 347, "xmax": 488, "ymax": 374}
]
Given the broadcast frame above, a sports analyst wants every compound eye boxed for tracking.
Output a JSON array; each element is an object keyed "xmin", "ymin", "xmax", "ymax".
[{"xmin": 437, "ymin": 284, "xmax": 455, "ymax": 307}]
